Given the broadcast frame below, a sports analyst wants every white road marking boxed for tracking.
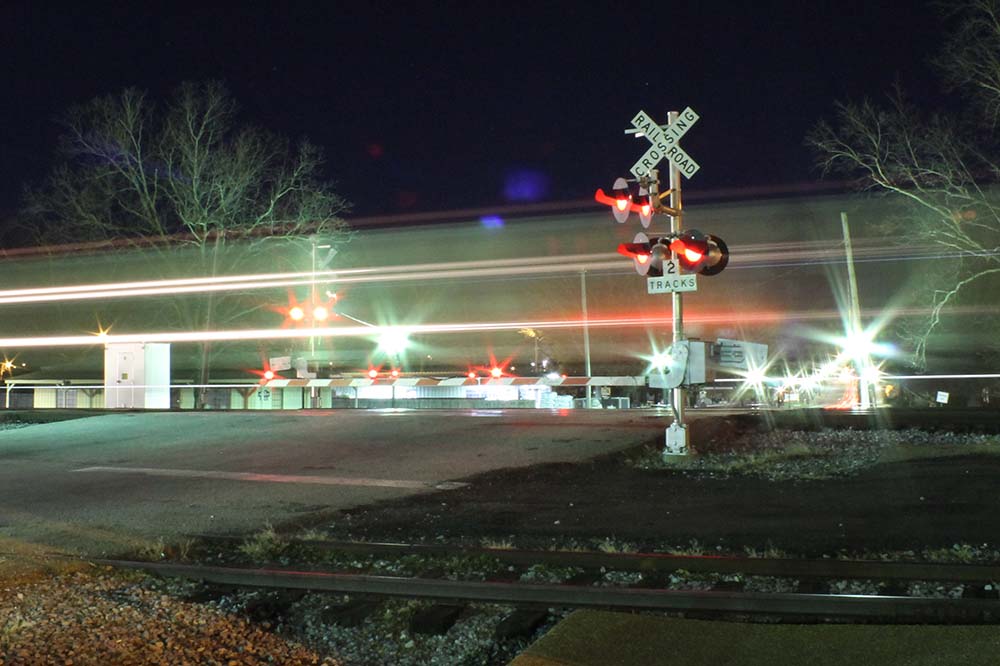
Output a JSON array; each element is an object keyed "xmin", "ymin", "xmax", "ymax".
[{"xmin": 73, "ymin": 466, "xmax": 467, "ymax": 490}]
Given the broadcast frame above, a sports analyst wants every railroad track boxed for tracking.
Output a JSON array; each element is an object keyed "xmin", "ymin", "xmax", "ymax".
[{"xmin": 95, "ymin": 536, "xmax": 1000, "ymax": 625}]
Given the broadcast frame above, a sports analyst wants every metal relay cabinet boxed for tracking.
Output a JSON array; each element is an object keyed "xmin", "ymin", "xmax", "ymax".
[{"xmin": 103, "ymin": 342, "xmax": 171, "ymax": 409}]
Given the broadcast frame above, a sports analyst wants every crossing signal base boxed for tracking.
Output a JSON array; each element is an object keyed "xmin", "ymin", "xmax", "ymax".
[{"xmin": 648, "ymin": 275, "xmax": 697, "ymax": 294}]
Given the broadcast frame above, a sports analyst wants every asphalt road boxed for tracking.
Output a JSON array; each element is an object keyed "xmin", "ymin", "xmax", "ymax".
[{"xmin": 0, "ymin": 409, "xmax": 666, "ymax": 555}]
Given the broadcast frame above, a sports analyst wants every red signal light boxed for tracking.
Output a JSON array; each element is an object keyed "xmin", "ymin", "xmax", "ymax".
[
  {"xmin": 618, "ymin": 232, "xmax": 667, "ymax": 276},
  {"xmin": 263, "ymin": 370, "xmax": 275, "ymax": 380},
  {"xmin": 467, "ymin": 371, "xmax": 477, "ymax": 379},
  {"xmin": 617, "ymin": 242, "xmax": 651, "ymax": 261},
  {"xmin": 595, "ymin": 188, "xmax": 632, "ymax": 209},
  {"xmin": 367, "ymin": 368, "xmax": 378, "ymax": 379},
  {"xmin": 595, "ymin": 177, "xmax": 633, "ymax": 224},
  {"xmin": 668, "ymin": 230, "xmax": 729, "ymax": 276},
  {"xmin": 490, "ymin": 366, "xmax": 503, "ymax": 379},
  {"xmin": 390, "ymin": 369, "xmax": 400, "ymax": 378},
  {"xmin": 631, "ymin": 188, "xmax": 653, "ymax": 228},
  {"xmin": 670, "ymin": 238, "xmax": 705, "ymax": 264}
]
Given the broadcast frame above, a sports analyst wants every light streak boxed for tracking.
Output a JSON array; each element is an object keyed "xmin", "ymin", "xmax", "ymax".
[
  {"xmin": 0, "ymin": 275, "xmax": 338, "ymax": 305},
  {"xmin": 0, "ymin": 316, "xmax": 775, "ymax": 348},
  {"xmin": 0, "ymin": 298, "xmax": 990, "ymax": 354},
  {"xmin": 0, "ymin": 269, "xmax": 360, "ymax": 298},
  {"xmin": 1, "ymin": 252, "xmax": 621, "ymax": 301},
  {"xmin": 0, "ymin": 255, "xmax": 622, "ymax": 305},
  {"xmin": 0, "ymin": 305, "xmax": 978, "ymax": 350},
  {"xmin": 4, "ymin": 236, "xmax": 997, "ymax": 307},
  {"xmin": 884, "ymin": 373, "xmax": 1000, "ymax": 380},
  {"xmin": 716, "ymin": 373, "xmax": 1000, "ymax": 383}
]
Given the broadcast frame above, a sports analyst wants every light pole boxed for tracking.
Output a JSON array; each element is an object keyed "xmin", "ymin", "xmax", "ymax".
[
  {"xmin": 581, "ymin": 270, "xmax": 593, "ymax": 407},
  {"xmin": 308, "ymin": 238, "xmax": 333, "ymax": 407},
  {"xmin": 840, "ymin": 212, "xmax": 876, "ymax": 409}
]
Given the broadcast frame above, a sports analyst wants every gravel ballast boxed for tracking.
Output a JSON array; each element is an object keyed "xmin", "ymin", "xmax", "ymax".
[{"xmin": 0, "ymin": 569, "xmax": 337, "ymax": 665}]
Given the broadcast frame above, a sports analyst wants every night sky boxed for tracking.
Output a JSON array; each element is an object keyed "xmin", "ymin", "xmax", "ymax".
[{"xmin": 2, "ymin": 2, "xmax": 941, "ymax": 224}]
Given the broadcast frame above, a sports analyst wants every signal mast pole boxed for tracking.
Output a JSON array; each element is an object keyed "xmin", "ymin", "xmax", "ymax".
[{"xmin": 666, "ymin": 111, "xmax": 687, "ymax": 454}]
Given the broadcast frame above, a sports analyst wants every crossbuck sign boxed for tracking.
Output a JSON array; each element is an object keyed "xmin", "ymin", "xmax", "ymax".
[{"xmin": 629, "ymin": 107, "xmax": 700, "ymax": 179}]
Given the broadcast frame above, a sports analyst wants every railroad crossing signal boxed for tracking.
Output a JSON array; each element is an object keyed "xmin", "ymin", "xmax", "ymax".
[
  {"xmin": 628, "ymin": 108, "xmax": 700, "ymax": 179},
  {"xmin": 669, "ymin": 230, "xmax": 729, "ymax": 276},
  {"xmin": 597, "ymin": 106, "xmax": 715, "ymax": 458},
  {"xmin": 617, "ymin": 229, "xmax": 729, "ymax": 280},
  {"xmin": 594, "ymin": 179, "xmax": 629, "ymax": 222},
  {"xmin": 594, "ymin": 177, "xmax": 656, "ymax": 227},
  {"xmin": 618, "ymin": 232, "xmax": 667, "ymax": 276}
]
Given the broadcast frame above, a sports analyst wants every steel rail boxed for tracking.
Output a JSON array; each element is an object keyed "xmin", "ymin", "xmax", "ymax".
[
  {"xmin": 97, "ymin": 558, "xmax": 1000, "ymax": 621},
  {"xmin": 192, "ymin": 536, "xmax": 1000, "ymax": 584}
]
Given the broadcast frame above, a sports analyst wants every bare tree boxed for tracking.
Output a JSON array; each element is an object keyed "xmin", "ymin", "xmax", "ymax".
[
  {"xmin": 20, "ymin": 81, "xmax": 351, "ymax": 404},
  {"xmin": 807, "ymin": 0, "xmax": 1000, "ymax": 369}
]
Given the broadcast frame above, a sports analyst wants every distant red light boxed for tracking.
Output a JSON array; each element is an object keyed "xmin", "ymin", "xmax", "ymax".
[
  {"xmin": 390, "ymin": 369, "xmax": 400, "ymax": 378},
  {"xmin": 490, "ymin": 367, "xmax": 503, "ymax": 379},
  {"xmin": 367, "ymin": 368, "xmax": 378, "ymax": 379},
  {"xmin": 467, "ymin": 371, "xmax": 477, "ymax": 379},
  {"xmin": 263, "ymin": 370, "xmax": 275, "ymax": 380}
]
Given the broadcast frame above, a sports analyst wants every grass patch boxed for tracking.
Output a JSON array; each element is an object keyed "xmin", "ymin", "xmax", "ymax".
[
  {"xmin": 595, "ymin": 537, "xmax": 638, "ymax": 554},
  {"xmin": 0, "ymin": 612, "xmax": 35, "ymax": 650},
  {"xmin": 238, "ymin": 525, "xmax": 288, "ymax": 563},
  {"xmin": 743, "ymin": 542, "xmax": 788, "ymax": 559},
  {"xmin": 0, "ymin": 410, "xmax": 96, "ymax": 426},
  {"xmin": 480, "ymin": 537, "xmax": 515, "ymax": 550},
  {"xmin": 295, "ymin": 528, "xmax": 330, "ymax": 541},
  {"xmin": 630, "ymin": 426, "xmax": 1000, "ymax": 481}
]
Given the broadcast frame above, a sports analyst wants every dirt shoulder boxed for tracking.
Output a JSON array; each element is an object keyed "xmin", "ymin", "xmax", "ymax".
[
  {"xmin": 318, "ymin": 423, "xmax": 1000, "ymax": 557},
  {"xmin": 0, "ymin": 538, "xmax": 90, "ymax": 587}
]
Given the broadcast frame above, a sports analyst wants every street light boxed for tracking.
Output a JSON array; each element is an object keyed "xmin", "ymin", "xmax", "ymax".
[
  {"xmin": 377, "ymin": 328, "xmax": 410, "ymax": 357},
  {"xmin": 308, "ymin": 238, "xmax": 336, "ymax": 370}
]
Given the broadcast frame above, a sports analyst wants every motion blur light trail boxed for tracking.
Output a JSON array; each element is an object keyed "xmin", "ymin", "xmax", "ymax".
[
  {"xmin": 0, "ymin": 269, "xmax": 353, "ymax": 298},
  {"xmin": 0, "ymin": 239, "xmax": 972, "ymax": 306},
  {"xmin": 0, "ymin": 306, "xmax": 968, "ymax": 349},
  {"xmin": 0, "ymin": 276, "xmax": 338, "ymax": 305},
  {"xmin": 0, "ymin": 255, "xmax": 620, "ymax": 305}
]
